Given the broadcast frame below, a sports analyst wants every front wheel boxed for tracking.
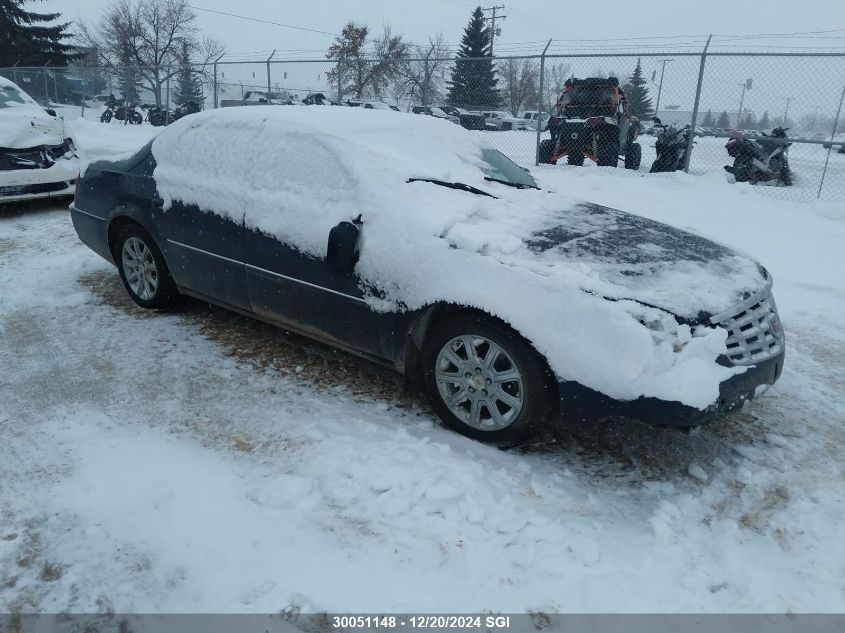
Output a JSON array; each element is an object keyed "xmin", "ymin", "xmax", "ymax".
[
  {"xmin": 421, "ymin": 314, "xmax": 555, "ymax": 446},
  {"xmin": 114, "ymin": 224, "xmax": 180, "ymax": 309},
  {"xmin": 538, "ymin": 139, "xmax": 557, "ymax": 165},
  {"xmin": 100, "ymin": 109, "xmax": 113, "ymax": 123},
  {"xmin": 129, "ymin": 110, "xmax": 143, "ymax": 125}
]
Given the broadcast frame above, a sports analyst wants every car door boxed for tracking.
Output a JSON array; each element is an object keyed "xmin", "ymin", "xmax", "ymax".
[
  {"xmin": 244, "ymin": 225, "xmax": 389, "ymax": 359},
  {"xmin": 156, "ymin": 201, "xmax": 250, "ymax": 312}
]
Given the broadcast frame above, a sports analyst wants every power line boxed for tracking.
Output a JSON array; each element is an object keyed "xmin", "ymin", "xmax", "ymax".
[{"xmin": 187, "ymin": 5, "xmax": 339, "ymax": 37}]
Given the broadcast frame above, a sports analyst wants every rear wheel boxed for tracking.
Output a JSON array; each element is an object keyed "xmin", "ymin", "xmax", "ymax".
[
  {"xmin": 594, "ymin": 129, "xmax": 619, "ymax": 167},
  {"xmin": 624, "ymin": 142, "xmax": 642, "ymax": 170},
  {"xmin": 421, "ymin": 314, "xmax": 555, "ymax": 446},
  {"xmin": 538, "ymin": 139, "xmax": 557, "ymax": 165},
  {"xmin": 113, "ymin": 224, "xmax": 180, "ymax": 309},
  {"xmin": 650, "ymin": 151, "xmax": 678, "ymax": 173}
]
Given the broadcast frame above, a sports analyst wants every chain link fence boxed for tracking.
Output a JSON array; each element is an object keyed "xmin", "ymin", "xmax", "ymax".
[{"xmin": 3, "ymin": 46, "xmax": 844, "ymax": 201}]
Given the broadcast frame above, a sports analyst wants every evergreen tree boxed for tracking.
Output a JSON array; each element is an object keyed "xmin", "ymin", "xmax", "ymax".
[
  {"xmin": 0, "ymin": 0, "xmax": 75, "ymax": 66},
  {"xmin": 740, "ymin": 111, "xmax": 756, "ymax": 130},
  {"xmin": 716, "ymin": 110, "xmax": 731, "ymax": 128},
  {"xmin": 446, "ymin": 7, "xmax": 498, "ymax": 109},
  {"xmin": 174, "ymin": 40, "xmax": 202, "ymax": 105},
  {"xmin": 702, "ymin": 109, "xmax": 714, "ymax": 127},
  {"xmin": 758, "ymin": 110, "xmax": 771, "ymax": 131},
  {"xmin": 116, "ymin": 47, "xmax": 140, "ymax": 103},
  {"xmin": 622, "ymin": 58, "xmax": 652, "ymax": 118}
]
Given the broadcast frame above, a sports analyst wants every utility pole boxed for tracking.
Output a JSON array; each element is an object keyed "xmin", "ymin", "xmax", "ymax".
[
  {"xmin": 481, "ymin": 5, "xmax": 507, "ymax": 56},
  {"xmin": 653, "ymin": 58, "xmax": 674, "ymax": 115},
  {"xmin": 781, "ymin": 97, "xmax": 792, "ymax": 126},
  {"xmin": 736, "ymin": 77, "xmax": 752, "ymax": 128}
]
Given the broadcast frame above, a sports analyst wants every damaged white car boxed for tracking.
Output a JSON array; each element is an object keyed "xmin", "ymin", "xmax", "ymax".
[{"xmin": 0, "ymin": 76, "xmax": 78, "ymax": 204}]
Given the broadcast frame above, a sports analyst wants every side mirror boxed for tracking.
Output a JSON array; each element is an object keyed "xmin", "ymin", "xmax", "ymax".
[
  {"xmin": 327, "ymin": 220, "xmax": 360, "ymax": 272},
  {"xmin": 652, "ymin": 117, "xmax": 662, "ymax": 125},
  {"xmin": 45, "ymin": 108, "xmax": 57, "ymax": 117}
]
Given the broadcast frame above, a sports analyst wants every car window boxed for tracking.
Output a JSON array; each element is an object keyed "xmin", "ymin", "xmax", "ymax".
[
  {"xmin": 479, "ymin": 149, "xmax": 538, "ymax": 189},
  {"xmin": 0, "ymin": 83, "xmax": 35, "ymax": 108}
]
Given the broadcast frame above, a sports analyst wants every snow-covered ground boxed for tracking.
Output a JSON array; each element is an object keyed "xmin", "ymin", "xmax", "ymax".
[
  {"xmin": 486, "ymin": 130, "xmax": 845, "ymax": 203},
  {"xmin": 1, "ymin": 120, "xmax": 844, "ymax": 614}
]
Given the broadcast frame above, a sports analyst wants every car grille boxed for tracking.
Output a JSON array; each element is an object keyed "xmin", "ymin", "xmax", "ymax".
[{"xmin": 709, "ymin": 286, "xmax": 785, "ymax": 366}]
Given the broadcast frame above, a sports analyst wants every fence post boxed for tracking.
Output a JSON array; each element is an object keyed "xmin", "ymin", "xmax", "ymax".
[
  {"xmin": 165, "ymin": 67, "xmax": 171, "ymax": 125},
  {"xmin": 337, "ymin": 54, "xmax": 343, "ymax": 105},
  {"xmin": 266, "ymin": 50, "xmax": 275, "ymax": 100},
  {"xmin": 42, "ymin": 64, "xmax": 50, "ymax": 106},
  {"xmin": 422, "ymin": 44, "xmax": 435, "ymax": 108},
  {"xmin": 213, "ymin": 53, "xmax": 225, "ymax": 108},
  {"xmin": 818, "ymin": 81, "xmax": 845, "ymax": 199},
  {"xmin": 535, "ymin": 40, "xmax": 552, "ymax": 167},
  {"xmin": 683, "ymin": 34, "xmax": 712, "ymax": 173}
]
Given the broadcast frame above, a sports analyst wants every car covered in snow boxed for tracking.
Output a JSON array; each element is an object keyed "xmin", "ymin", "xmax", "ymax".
[
  {"xmin": 1, "ymin": 76, "xmax": 79, "ymax": 204},
  {"xmin": 70, "ymin": 108, "xmax": 785, "ymax": 445}
]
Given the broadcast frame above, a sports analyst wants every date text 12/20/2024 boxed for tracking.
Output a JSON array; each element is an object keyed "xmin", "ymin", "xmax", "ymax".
[{"xmin": 332, "ymin": 616, "xmax": 512, "ymax": 629}]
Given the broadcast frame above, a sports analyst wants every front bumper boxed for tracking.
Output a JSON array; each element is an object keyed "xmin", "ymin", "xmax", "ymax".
[
  {"xmin": 559, "ymin": 350, "xmax": 785, "ymax": 428},
  {"xmin": 0, "ymin": 158, "xmax": 79, "ymax": 204}
]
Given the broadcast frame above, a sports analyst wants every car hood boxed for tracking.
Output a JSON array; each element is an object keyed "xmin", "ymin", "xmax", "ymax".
[
  {"xmin": 0, "ymin": 104, "xmax": 65, "ymax": 149},
  {"xmin": 522, "ymin": 202, "xmax": 766, "ymax": 321}
]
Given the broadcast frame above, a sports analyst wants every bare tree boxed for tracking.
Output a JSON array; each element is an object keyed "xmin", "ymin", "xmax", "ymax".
[
  {"xmin": 396, "ymin": 34, "xmax": 449, "ymax": 108},
  {"xmin": 78, "ymin": 0, "xmax": 223, "ymax": 106},
  {"xmin": 543, "ymin": 61, "xmax": 571, "ymax": 112},
  {"xmin": 499, "ymin": 58, "xmax": 538, "ymax": 116},
  {"xmin": 326, "ymin": 23, "xmax": 408, "ymax": 100}
]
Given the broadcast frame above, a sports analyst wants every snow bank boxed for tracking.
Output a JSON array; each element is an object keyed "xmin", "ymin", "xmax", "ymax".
[{"xmin": 150, "ymin": 107, "xmax": 767, "ymax": 408}]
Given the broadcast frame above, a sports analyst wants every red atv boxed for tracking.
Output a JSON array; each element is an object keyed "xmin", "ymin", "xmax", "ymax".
[{"xmin": 539, "ymin": 77, "xmax": 641, "ymax": 169}]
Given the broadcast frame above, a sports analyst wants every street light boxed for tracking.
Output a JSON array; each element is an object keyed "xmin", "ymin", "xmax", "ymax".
[{"xmin": 736, "ymin": 77, "xmax": 752, "ymax": 129}]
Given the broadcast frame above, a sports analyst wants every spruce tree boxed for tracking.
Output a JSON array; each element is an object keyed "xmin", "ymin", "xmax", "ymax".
[
  {"xmin": 758, "ymin": 110, "xmax": 771, "ymax": 131},
  {"xmin": 446, "ymin": 7, "xmax": 498, "ymax": 109},
  {"xmin": 716, "ymin": 110, "xmax": 731, "ymax": 129},
  {"xmin": 702, "ymin": 110, "xmax": 714, "ymax": 127},
  {"xmin": 622, "ymin": 58, "xmax": 652, "ymax": 118},
  {"xmin": 0, "ymin": 0, "xmax": 75, "ymax": 66},
  {"xmin": 174, "ymin": 41, "xmax": 202, "ymax": 105}
]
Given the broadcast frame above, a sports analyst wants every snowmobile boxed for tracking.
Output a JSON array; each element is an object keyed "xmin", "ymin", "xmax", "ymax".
[
  {"xmin": 649, "ymin": 117, "xmax": 691, "ymax": 172},
  {"xmin": 539, "ymin": 77, "xmax": 641, "ymax": 169},
  {"xmin": 724, "ymin": 127, "xmax": 792, "ymax": 186}
]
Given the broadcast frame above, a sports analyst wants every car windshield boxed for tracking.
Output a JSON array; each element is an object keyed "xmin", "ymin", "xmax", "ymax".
[
  {"xmin": 0, "ymin": 84, "xmax": 35, "ymax": 109},
  {"xmin": 479, "ymin": 149, "xmax": 538, "ymax": 189}
]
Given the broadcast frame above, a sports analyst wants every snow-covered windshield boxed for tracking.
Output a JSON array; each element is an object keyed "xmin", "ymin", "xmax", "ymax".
[
  {"xmin": 480, "ymin": 149, "xmax": 538, "ymax": 189},
  {"xmin": 0, "ymin": 83, "xmax": 35, "ymax": 109}
]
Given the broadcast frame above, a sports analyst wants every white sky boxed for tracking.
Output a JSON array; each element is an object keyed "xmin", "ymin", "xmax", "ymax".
[
  {"xmin": 38, "ymin": 0, "xmax": 845, "ymax": 118},
  {"xmin": 44, "ymin": 0, "xmax": 845, "ymax": 58}
]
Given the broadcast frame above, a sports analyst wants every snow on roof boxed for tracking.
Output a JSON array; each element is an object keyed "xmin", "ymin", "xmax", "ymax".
[{"xmin": 151, "ymin": 106, "xmax": 760, "ymax": 409}]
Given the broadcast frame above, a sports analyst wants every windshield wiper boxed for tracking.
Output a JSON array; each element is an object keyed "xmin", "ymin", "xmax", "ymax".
[
  {"xmin": 407, "ymin": 178, "xmax": 497, "ymax": 198},
  {"xmin": 483, "ymin": 176, "xmax": 539, "ymax": 190}
]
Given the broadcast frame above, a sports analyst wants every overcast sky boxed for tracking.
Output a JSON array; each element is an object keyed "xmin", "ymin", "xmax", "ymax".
[
  {"xmin": 38, "ymin": 0, "xmax": 845, "ymax": 119},
  {"xmin": 44, "ymin": 0, "xmax": 845, "ymax": 58}
]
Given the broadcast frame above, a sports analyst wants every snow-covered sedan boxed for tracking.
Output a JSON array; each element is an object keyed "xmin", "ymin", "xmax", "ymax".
[
  {"xmin": 70, "ymin": 108, "xmax": 785, "ymax": 445},
  {"xmin": 1, "ymin": 76, "xmax": 78, "ymax": 204}
]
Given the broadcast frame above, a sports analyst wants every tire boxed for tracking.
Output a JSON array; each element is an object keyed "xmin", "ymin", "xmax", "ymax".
[
  {"xmin": 100, "ymin": 110, "xmax": 113, "ymax": 123},
  {"xmin": 538, "ymin": 139, "xmax": 557, "ymax": 165},
  {"xmin": 732, "ymin": 156, "xmax": 752, "ymax": 182},
  {"xmin": 649, "ymin": 151, "xmax": 678, "ymax": 173},
  {"xmin": 129, "ymin": 111, "xmax": 143, "ymax": 125},
  {"xmin": 421, "ymin": 314, "xmax": 555, "ymax": 446},
  {"xmin": 594, "ymin": 127, "xmax": 619, "ymax": 167},
  {"xmin": 113, "ymin": 224, "xmax": 180, "ymax": 309},
  {"xmin": 624, "ymin": 142, "xmax": 642, "ymax": 170}
]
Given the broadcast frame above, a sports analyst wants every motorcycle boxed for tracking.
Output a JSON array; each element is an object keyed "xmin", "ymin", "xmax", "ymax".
[
  {"xmin": 724, "ymin": 127, "xmax": 792, "ymax": 186},
  {"xmin": 100, "ymin": 96, "xmax": 143, "ymax": 125},
  {"xmin": 141, "ymin": 103, "xmax": 169, "ymax": 127},
  {"xmin": 649, "ymin": 117, "xmax": 690, "ymax": 172}
]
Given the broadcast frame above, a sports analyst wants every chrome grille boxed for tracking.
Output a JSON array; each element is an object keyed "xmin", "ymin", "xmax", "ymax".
[{"xmin": 709, "ymin": 286, "xmax": 785, "ymax": 366}]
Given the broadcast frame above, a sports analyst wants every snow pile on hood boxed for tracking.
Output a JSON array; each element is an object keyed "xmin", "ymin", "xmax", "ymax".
[
  {"xmin": 151, "ymin": 107, "xmax": 761, "ymax": 409},
  {"xmin": 0, "ymin": 76, "xmax": 66, "ymax": 149}
]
